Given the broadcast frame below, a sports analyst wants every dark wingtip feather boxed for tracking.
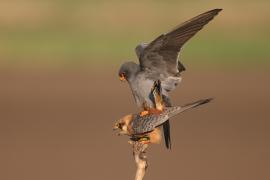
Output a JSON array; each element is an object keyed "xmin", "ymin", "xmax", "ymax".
[
  {"xmin": 191, "ymin": 98, "xmax": 213, "ymax": 108},
  {"xmin": 199, "ymin": 98, "xmax": 213, "ymax": 105},
  {"xmin": 163, "ymin": 121, "xmax": 172, "ymax": 150},
  {"xmin": 207, "ymin": 8, "xmax": 223, "ymax": 14},
  {"xmin": 182, "ymin": 98, "xmax": 213, "ymax": 109},
  {"xmin": 216, "ymin": 8, "xmax": 223, "ymax": 12},
  {"xmin": 212, "ymin": 8, "xmax": 223, "ymax": 12}
]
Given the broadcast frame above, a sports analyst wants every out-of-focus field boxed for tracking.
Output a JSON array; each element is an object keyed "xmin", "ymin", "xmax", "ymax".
[
  {"xmin": 0, "ymin": 69, "xmax": 270, "ymax": 180},
  {"xmin": 0, "ymin": 0, "xmax": 269, "ymax": 68},
  {"xmin": 0, "ymin": 0, "xmax": 270, "ymax": 180}
]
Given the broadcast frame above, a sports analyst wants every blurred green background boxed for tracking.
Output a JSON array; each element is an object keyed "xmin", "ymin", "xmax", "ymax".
[{"xmin": 0, "ymin": 0, "xmax": 269, "ymax": 69}]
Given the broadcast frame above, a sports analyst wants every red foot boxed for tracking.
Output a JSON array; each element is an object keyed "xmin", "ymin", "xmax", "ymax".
[
  {"xmin": 140, "ymin": 111, "xmax": 149, "ymax": 117},
  {"xmin": 148, "ymin": 108, "xmax": 163, "ymax": 114}
]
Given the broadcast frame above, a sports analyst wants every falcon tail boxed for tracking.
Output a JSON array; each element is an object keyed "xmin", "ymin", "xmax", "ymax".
[{"xmin": 168, "ymin": 98, "xmax": 213, "ymax": 118}]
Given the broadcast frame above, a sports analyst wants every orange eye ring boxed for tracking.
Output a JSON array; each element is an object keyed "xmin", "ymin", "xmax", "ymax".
[{"xmin": 119, "ymin": 73, "xmax": 126, "ymax": 81}]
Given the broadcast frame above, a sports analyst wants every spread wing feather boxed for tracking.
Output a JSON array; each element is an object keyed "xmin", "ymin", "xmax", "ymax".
[{"xmin": 137, "ymin": 9, "xmax": 222, "ymax": 76}]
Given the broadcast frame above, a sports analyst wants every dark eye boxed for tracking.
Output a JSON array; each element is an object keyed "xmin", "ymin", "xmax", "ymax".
[{"xmin": 118, "ymin": 123, "xmax": 122, "ymax": 129}]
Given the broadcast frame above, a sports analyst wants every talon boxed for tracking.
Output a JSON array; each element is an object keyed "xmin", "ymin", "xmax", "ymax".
[
  {"xmin": 139, "ymin": 137, "xmax": 149, "ymax": 141},
  {"xmin": 139, "ymin": 138, "xmax": 150, "ymax": 144},
  {"xmin": 140, "ymin": 110, "xmax": 149, "ymax": 117},
  {"xmin": 137, "ymin": 136, "xmax": 150, "ymax": 145}
]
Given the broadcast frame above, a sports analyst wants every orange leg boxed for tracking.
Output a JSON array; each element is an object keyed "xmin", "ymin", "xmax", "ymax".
[
  {"xmin": 140, "ymin": 110, "xmax": 149, "ymax": 117},
  {"xmin": 148, "ymin": 108, "xmax": 163, "ymax": 114}
]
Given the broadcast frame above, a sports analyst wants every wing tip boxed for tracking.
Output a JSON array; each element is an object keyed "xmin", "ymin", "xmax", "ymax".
[
  {"xmin": 212, "ymin": 8, "xmax": 223, "ymax": 11},
  {"xmin": 196, "ymin": 98, "xmax": 214, "ymax": 106},
  {"xmin": 163, "ymin": 121, "xmax": 172, "ymax": 150},
  {"xmin": 183, "ymin": 97, "xmax": 214, "ymax": 109},
  {"xmin": 209, "ymin": 8, "xmax": 223, "ymax": 15}
]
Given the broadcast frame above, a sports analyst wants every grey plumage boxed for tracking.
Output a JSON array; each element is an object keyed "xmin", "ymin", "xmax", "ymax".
[
  {"xmin": 136, "ymin": 9, "xmax": 222, "ymax": 78},
  {"xmin": 118, "ymin": 9, "xmax": 222, "ymax": 148}
]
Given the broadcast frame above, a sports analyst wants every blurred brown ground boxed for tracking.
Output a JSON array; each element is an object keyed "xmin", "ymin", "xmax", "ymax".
[
  {"xmin": 0, "ymin": 67, "xmax": 269, "ymax": 180},
  {"xmin": 0, "ymin": 1, "xmax": 270, "ymax": 179}
]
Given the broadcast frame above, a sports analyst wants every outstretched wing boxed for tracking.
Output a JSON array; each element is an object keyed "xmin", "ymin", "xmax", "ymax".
[
  {"xmin": 132, "ymin": 98, "xmax": 213, "ymax": 134},
  {"xmin": 135, "ymin": 9, "xmax": 222, "ymax": 76}
]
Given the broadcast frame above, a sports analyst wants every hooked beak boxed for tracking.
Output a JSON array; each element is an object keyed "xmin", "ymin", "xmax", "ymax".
[
  {"xmin": 113, "ymin": 123, "xmax": 123, "ymax": 136},
  {"xmin": 113, "ymin": 123, "xmax": 119, "ymax": 130},
  {"xmin": 119, "ymin": 74, "xmax": 126, "ymax": 81}
]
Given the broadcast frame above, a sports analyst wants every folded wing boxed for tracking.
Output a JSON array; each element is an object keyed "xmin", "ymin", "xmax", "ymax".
[{"xmin": 131, "ymin": 98, "xmax": 213, "ymax": 134}]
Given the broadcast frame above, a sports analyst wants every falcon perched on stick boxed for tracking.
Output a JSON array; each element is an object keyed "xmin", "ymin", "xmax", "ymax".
[
  {"xmin": 114, "ymin": 80, "xmax": 212, "ymax": 144},
  {"xmin": 118, "ymin": 9, "xmax": 222, "ymax": 149}
]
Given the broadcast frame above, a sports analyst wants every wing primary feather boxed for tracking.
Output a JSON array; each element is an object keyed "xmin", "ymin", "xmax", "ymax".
[
  {"xmin": 137, "ymin": 9, "xmax": 222, "ymax": 76},
  {"xmin": 163, "ymin": 121, "xmax": 171, "ymax": 149}
]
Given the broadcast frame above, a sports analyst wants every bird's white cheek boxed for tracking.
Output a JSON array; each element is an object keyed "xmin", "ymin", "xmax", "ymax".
[{"xmin": 122, "ymin": 125, "xmax": 128, "ymax": 132}]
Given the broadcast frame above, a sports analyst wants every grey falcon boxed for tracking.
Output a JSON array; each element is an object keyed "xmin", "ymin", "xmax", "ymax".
[{"xmin": 118, "ymin": 9, "xmax": 222, "ymax": 149}]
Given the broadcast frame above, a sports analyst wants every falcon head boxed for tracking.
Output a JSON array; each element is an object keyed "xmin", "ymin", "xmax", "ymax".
[
  {"xmin": 113, "ymin": 114, "xmax": 134, "ymax": 136},
  {"xmin": 118, "ymin": 62, "xmax": 140, "ymax": 82}
]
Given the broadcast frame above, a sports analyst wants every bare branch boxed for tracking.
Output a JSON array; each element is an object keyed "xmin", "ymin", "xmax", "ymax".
[{"xmin": 131, "ymin": 141, "xmax": 149, "ymax": 180}]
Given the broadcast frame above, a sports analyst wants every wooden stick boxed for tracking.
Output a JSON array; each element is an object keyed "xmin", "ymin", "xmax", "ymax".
[{"xmin": 131, "ymin": 141, "xmax": 149, "ymax": 180}]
